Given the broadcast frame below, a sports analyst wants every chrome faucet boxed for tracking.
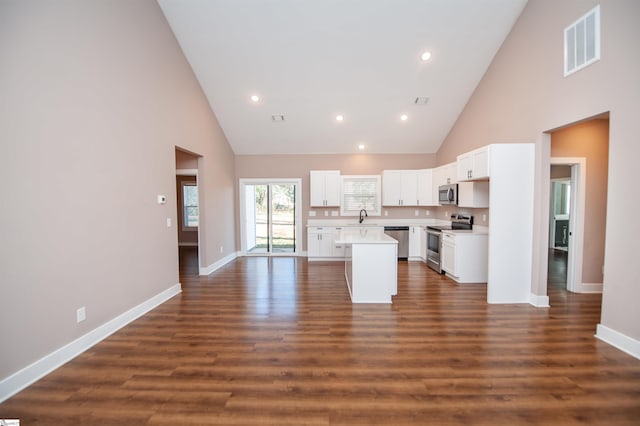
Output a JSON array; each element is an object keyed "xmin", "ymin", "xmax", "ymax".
[{"xmin": 359, "ymin": 209, "xmax": 368, "ymax": 224}]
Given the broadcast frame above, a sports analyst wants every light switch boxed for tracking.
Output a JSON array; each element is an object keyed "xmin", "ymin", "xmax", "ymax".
[{"xmin": 166, "ymin": 218, "xmax": 172, "ymax": 227}]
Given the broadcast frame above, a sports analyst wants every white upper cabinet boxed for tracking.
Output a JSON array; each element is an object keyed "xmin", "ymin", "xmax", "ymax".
[
  {"xmin": 310, "ymin": 170, "xmax": 341, "ymax": 207},
  {"xmin": 382, "ymin": 170, "xmax": 435, "ymax": 207},
  {"xmin": 457, "ymin": 146, "xmax": 490, "ymax": 181},
  {"xmin": 416, "ymin": 169, "xmax": 434, "ymax": 206},
  {"xmin": 458, "ymin": 181, "xmax": 489, "ymax": 208}
]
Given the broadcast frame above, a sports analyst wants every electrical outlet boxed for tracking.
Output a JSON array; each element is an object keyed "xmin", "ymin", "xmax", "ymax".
[
  {"xmin": 415, "ymin": 210, "xmax": 419, "ymax": 217},
  {"xmin": 76, "ymin": 307, "xmax": 86, "ymax": 323},
  {"xmin": 384, "ymin": 210, "xmax": 388, "ymax": 216},
  {"xmin": 219, "ymin": 246, "xmax": 224, "ymax": 253},
  {"xmin": 331, "ymin": 211, "xmax": 338, "ymax": 217},
  {"xmin": 324, "ymin": 211, "xmax": 328, "ymax": 216},
  {"xmin": 426, "ymin": 210, "xmax": 430, "ymax": 216},
  {"xmin": 309, "ymin": 211, "xmax": 316, "ymax": 217},
  {"xmin": 482, "ymin": 214, "xmax": 487, "ymax": 222},
  {"xmin": 445, "ymin": 211, "xmax": 449, "ymax": 218}
]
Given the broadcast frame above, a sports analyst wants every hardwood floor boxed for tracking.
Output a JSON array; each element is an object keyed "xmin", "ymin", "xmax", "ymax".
[
  {"xmin": 548, "ymin": 248, "xmax": 568, "ymax": 287},
  {"xmin": 1, "ymin": 253, "xmax": 639, "ymax": 425}
]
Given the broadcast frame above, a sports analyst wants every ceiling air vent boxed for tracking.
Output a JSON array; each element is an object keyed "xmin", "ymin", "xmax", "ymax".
[
  {"xmin": 271, "ymin": 114, "xmax": 285, "ymax": 122},
  {"xmin": 414, "ymin": 97, "xmax": 429, "ymax": 105},
  {"xmin": 564, "ymin": 5, "xmax": 600, "ymax": 77}
]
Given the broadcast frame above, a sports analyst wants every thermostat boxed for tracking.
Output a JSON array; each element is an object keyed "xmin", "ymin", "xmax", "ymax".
[{"xmin": 157, "ymin": 195, "xmax": 167, "ymax": 204}]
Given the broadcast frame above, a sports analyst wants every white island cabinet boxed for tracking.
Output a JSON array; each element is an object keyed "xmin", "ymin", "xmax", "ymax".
[{"xmin": 335, "ymin": 228, "xmax": 398, "ymax": 303}]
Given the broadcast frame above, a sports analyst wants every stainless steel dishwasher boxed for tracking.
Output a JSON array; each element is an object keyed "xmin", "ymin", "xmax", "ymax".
[{"xmin": 383, "ymin": 226, "xmax": 409, "ymax": 260}]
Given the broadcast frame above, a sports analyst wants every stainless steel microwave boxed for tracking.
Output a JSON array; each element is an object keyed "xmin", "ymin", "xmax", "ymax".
[{"xmin": 438, "ymin": 184, "xmax": 458, "ymax": 205}]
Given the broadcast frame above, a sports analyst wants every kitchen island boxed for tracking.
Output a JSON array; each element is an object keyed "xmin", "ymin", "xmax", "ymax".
[{"xmin": 335, "ymin": 227, "xmax": 398, "ymax": 303}]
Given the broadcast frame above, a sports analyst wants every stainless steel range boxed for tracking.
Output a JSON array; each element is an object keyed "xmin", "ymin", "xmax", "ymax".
[{"xmin": 426, "ymin": 214, "xmax": 473, "ymax": 273}]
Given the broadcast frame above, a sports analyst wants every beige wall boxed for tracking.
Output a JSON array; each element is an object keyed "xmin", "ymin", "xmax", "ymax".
[
  {"xmin": 0, "ymin": 0, "xmax": 235, "ymax": 382},
  {"xmin": 436, "ymin": 1, "xmax": 640, "ymax": 340},
  {"xmin": 235, "ymin": 154, "xmax": 438, "ymax": 250},
  {"xmin": 551, "ymin": 119, "xmax": 609, "ymax": 284}
]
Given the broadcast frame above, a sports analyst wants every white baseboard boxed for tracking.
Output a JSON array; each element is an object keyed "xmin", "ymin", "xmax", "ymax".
[
  {"xmin": 596, "ymin": 324, "xmax": 640, "ymax": 360},
  {"xmin": 529, "ymin": 293, "xmax": 550, "ymax": 307},
  {"xmin": 0, "ymin": 283, "xmax": 182, "ymax": 403},
  {"xmin": 577, "ymin": 282, "xmax": 603, "ymax": 293},
  {"xmin": 199, "ymin": 252, "xmax": 237, "ymax": 275}
]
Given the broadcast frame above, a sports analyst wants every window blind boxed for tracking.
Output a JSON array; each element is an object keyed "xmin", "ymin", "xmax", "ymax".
[{"xmin": 340, "ymin": 175, "xmax": 381, "ymax": 216}]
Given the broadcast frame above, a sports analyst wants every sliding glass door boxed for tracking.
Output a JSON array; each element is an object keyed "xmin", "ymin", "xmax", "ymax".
[{"xmin": 240, "ymin": 179, "xmax": 301, "ymax": 254}]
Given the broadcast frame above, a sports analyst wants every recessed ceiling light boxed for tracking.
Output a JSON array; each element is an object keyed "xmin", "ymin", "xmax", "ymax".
[
  {"xmin": 336, "ymin": 115, "xmax": 344, "ymax": 122},
  {"xmin": 400, "ymin": 114, "xmax": 408, "ymax": 121},
  {"xmin": 420, "ymin": 51, "xmax": 432, "ymax": 61},
  {"xmin": 358, "ymin": 144, "xmax": 365, "ymax": 150},
  {"xmin": 250, "ymin": 95, "xmax": 260, "ymax": 102}
]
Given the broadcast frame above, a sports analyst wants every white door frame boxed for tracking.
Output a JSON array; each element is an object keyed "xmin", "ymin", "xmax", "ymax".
[
  {"xmin": 239, "ymin": 178, "xmax": 302, "ymax": 256},
  {"xmin": 550, "ymin": 157, "xmax": 586, "ymax": 293}
]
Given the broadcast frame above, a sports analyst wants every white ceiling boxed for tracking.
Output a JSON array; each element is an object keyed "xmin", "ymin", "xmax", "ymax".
[{"xmin": 158, "ymin": 0, "xmax": 527, "ymax": 155}]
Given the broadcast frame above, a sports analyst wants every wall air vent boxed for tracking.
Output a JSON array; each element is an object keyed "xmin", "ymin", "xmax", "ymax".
[
  {"xmin": 271, "ymin": 114, "xmax": 285, "ymax": 122},
  {"xmin": 564, "ymin": 5, "xmax": 600, "ymax": 77},
  {"xmin": 414, "ymin": 97, "xmax": 430, "ymax": 105}
]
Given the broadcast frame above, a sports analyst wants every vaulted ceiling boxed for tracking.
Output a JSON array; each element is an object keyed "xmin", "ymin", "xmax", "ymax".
[{"xmin": 158, "ymin": 0, "xmax": 528, "ymax": 155}]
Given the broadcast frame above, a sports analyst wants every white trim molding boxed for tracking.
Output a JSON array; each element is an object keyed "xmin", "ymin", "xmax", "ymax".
[
  {"xmin": 0, "ymin": 283, "xmax": 182, "ymax": 403},
  {"xmin": 575, "ymin": 282, "xmax": 603, "ymax": 293},
  {"xmin": 176, "ymin": 168, "xmax": 198, "ymax": 176},
  {"xmin": 199, "ymin": 252, "xmax": 237, "ymax": 275},
  {"xmin": 596, "ymin": 324, "xmax": 640, "ymax": 360},
  {"xmin": 529, "ymin": 293, "xmax": 550, "ymax": 308}
]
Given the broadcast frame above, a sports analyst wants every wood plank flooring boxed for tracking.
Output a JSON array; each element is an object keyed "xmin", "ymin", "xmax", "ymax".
[{"xmin": 1, "ymin": 251, "xmax": 639, "ymax": 425}]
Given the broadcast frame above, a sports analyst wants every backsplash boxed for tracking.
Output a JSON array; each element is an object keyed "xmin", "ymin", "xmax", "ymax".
[{"xmin": 308, "ymin": 205, "xmax": 489, "ymax": 226}]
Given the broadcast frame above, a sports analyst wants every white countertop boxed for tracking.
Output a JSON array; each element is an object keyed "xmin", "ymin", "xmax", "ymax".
[
  {"xmin": 307, "ymin": 218, "xmax": 450, "ymax": 228},
  {"xmin": 442, "ymin": 227, "xmax": 489, "ymax": 235},
  {"xmin": 335, "ymin": 227, "xmax": 398, "ymax": 244}
]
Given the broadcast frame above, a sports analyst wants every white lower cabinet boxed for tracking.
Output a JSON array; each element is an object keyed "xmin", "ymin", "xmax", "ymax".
[
  {"xmin": 409, "ymin": 226, "xmax": 425, "ymax": 261},
  {"xmin": 308, "ymin": 227, "xmax": 343, "ymax": 260},
  {"xmin": 441, "ymin": 231, "xmax": 488, "ymax": 283}
]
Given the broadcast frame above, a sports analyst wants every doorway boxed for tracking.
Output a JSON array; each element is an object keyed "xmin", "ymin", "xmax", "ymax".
[
  {"xmin": 544, "ymin": 115, "xmax": 609, "ymax": 297},
  {"xmin": 548, "ymin": 159, "xmax": 585, "ymax": 293},
  {"xmin": 176, "ymin": 148, "xmax": 201, "ymax": 275},
  {"xmin": 239, "ymin": 179, "xmax": 302, "ymax": 255}
]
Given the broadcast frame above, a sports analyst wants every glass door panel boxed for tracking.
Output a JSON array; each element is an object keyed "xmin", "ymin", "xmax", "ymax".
[
  {"xmin": 270, "ymin": 184, "xmax": 295, "ymax": 253},
  {"xmin": 244, "ymin": 182, "xmax": 296, "ymax": 254}
]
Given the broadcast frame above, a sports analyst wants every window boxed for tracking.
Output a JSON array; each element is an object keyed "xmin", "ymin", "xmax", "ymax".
[
  {"xmin": 340, "ymin": 175, "xmax": 381, "ymax": 216},
  {"xmin": 183, "ymin": 183, "xmax": 198, "ymax": 229}
]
